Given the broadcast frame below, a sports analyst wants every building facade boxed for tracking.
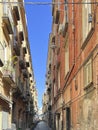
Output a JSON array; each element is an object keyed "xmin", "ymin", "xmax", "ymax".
[
  {"xmin": 46, "ymin": 0, "xmax": 98, "ymax": 130},
  {"xmin": 0, "ymin": 0, "xmax": 37, "ymax": 130}
]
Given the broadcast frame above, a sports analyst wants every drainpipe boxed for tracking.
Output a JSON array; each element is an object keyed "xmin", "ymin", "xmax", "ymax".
[{"xmin": 72, "ymin": 0, "xmax": 75, "ymax": 65}]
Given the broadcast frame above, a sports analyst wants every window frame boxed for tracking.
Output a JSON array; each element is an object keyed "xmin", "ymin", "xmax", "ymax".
[
  {"xmin": 64, "ymin": 37, "xmax": 69, "ymax": 77},
  {"xmin": 57, "ymin": 66, "xmax": 60, "ymax": 90},
  {"xmin": 84, "ymin": 58, "xmax": 93, "ymax": 89},
  {"xmin": 81, "ymin": 0, "xmax": 95, "ymax": 50}
]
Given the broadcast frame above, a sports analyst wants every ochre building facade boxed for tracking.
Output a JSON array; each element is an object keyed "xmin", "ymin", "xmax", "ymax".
[{"xmin": 0, "ymin": 0, "xmax": 38, "ymax": 130}]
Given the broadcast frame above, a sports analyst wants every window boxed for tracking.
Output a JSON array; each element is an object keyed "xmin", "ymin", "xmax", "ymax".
[
  {"xmin": 62, "ymin": 0, "xmax": 68, "ymax": 37},
  {"xmin": 82, "ymin": 0, "xmax": 93, "ymax": 43},
  {"xmin": 58, "ymin": 67, "xmax": 60, "ymax": 89},
  {"xmin": 66, "ymin": 107, "xmax": 71, "ymax": 130},
  {"xmin": 58, "ymin": 0, "xmax": 60, "ymax": 10},
  {"xmin": 54, "ymin": 81, "xmax": 56, "ymax": 98},
  {"xmin": 84, "ymin": 58, "xmax": 92, "ymax": 88},
  {"xmin": 0, "ymin": 42, "xmax": 5, "ymax": 64},
  {"xmin": 65, "ymin": 40, "xmax": 69, "ymax": 76},
  {"xmin": 3, "ymin": 0, "xmax": 8, "ymax": 15},
  {"xmin": 64, "ymin": 0, "xmax": 68, "ymax": 23}
]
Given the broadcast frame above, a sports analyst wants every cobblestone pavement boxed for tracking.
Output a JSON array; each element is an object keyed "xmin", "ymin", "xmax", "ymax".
[{"xmin": 34, "ymin": 121, "xmax": 51, "ymax": 130}]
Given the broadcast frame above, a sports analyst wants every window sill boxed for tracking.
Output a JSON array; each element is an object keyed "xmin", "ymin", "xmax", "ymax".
[
  {"xmin": 84, "ymin": 81, "xmax": 93, "ymax": 91},
  {"xmin": 64, "ymin": 71, "xmax": 70, "ymax": 81}
]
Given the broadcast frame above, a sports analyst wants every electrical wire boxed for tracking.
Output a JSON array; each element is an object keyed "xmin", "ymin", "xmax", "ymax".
[{"xmin": 0, "ymin": 1, "xmax": 98, "ymax": 5}]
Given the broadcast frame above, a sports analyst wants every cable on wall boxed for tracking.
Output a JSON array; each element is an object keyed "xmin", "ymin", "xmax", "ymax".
[{"xmin": 0, "ymin": 1, "xmax": 98, "ymax": 5}]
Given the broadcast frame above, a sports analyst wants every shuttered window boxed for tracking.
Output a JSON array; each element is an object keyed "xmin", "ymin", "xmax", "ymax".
[
  {"xmin": 65, "ymin": 40, "xmax": 69, "ymax": 76},
  {"xmin": 0, "ymin": 42, "xmax": 5, "ymax": 64},
  {"xmin": 54, "ymin": 81, "xmax": 56, "ymax": 98},
  {"xmin": 58, "ymin": 67, "xmax": 60, "ymax": 89},
  {"xmin": 82, "ymin": 0, "xmax": 94, "ymax": 50},
  {"xmin": 3, "ymin": 0, "xmax": 8, "ymax": 15},
  {"xmin": 84, "ymin": 58, "xmax": 92, "ymax": 87},
  {"xmin": 64, "ymin": 0, "xmax": 68, "ymax": 23}
]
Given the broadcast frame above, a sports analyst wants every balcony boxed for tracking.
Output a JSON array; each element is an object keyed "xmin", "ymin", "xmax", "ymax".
[
  {"xmin": 12, "ymin": 6, "xmax": 20, "ymax": 25},
  {"xmin": 19, "ymin": 31, "xmax": 24, "ymax": 42},
  {"xmin": 46, "ymin": 81, "xmax": 48, "ymax": 85},
  {"xmin": 26, "ymin": 62, "xmax": 30, "ymax": 67},
  {"xmin": 23, "ymin": 69, "xmax": 28, "ymax": 78},
  {"xmin": 19, "ymin": 60, "xmax": 25, "ymax": 69},
  {"xmin": 2, "ymin": 23, "xmax": 10, "ymax": 43},
  {"xmin": 31, "ymin": 80, "xmax": 33, "ymax": 83},
  {"xmin": 22, "ymin": 94, "xmax": 29, "ymax": 103},
  {"xmin": 13, "ymin": 78, "xmax": 24, "ymax": 98},
  {"xmin": 29, "ymin": 73, "xmax": 32, "ymax": 77},
  {"xmin": 17, "ymin": 78, "xmax": 23, "ymax": 94},
  {"xmin": 21, "ymin": 90, "xmax": 26, "ymax": 100},
  {"xmin": 2, "ymin": 15, "xmax": 13, "ymax": 34},
  {"xmin": 48, "ymin": 105, "xmax": 52, "ymax": 111},
  {"xmin": 47, "ymin": 87, "xmax": 51, "ymax": 93},
  {"xmin": 13, "ymin": 41, "xmax": 20, "ymax": 56},
  {"xmin": 2, "ymin": 70, "xmax": 15, "ymax": 87},
  {"xmin": 26, "ymin": 90, "xmax": 30, "ymax": 97},
  {"xmin": 13, "ymin": 6, "xmax": 20, "ymax": 20},
  {"xmin": 26, "ymin": 103, "xmax": 30, "ymax": 112},
  {"xmin": 23, "ymin": 47, "xmax": 27, "ymax": 54}
]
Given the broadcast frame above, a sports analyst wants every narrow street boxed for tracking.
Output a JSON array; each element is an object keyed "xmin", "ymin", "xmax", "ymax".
[{"xmin": 34, "ymin": 121, "xmax": 51, "ymax": 130}]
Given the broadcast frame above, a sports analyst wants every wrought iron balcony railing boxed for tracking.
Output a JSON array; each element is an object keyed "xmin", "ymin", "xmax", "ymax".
[{"xmin": 19, "ymin": 60, "xmax": 26, "ymax": 69}]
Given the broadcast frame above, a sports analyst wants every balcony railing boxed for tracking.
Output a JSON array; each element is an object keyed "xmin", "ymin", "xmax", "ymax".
[
  {"xmin": 26, "ymin": 102, "xmax": 30, "ymax": 112},
  {"xmin": 26, "ymin": 90, "xmax": 30, "ymax": 97},
  {"xmin": 12, "ymin": 6, "xmax": 20, "ymax": 25},
  {"xmin": 19, "ymin": 31, "xmax": 24, "ymax": 42},
  {"xmin": 47, "ymin": 87, "xmax": 51, "ymax": 93},
  {"xmin": 19, "ymin": 60, "xmax": 26, "ymax": 69},
  {"xmin": 17, "ymin": 77, "xmax": 23, "ymax": 93},
  {"xmin": 2, "ymin": 12, "xmax": 13, "ymax": 34},
  {"xmin": 29, "ymin": 73, "xmax": 32, "ymax": 77},
  {"xmin": 21, "ymin": 90, "xmax": 26, "ymax": 100},
  {"xmin": 23, "ymin": 47, "xmax": 27, "ymax": 54},
  {"xmin": 22, "ymin": 69, "xmax": 28, "ymax": 78},
  {"xmin": 2, "ymin": 69, "xmax": 15, "ymax": 87},
  {"xmin": 26, "ymin": 62, "xmax": 30, "ymax": 67},
  {"xmin": 13, "ymin": 41, "xmax": 20, "ymax": 56},
  {"xmin": 13, "ymin": 6, "xmax": 20, "ymax": 21},
  {"xmin": 48, "ymin": 105, "xmax": 52, "ymax": 111}
]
